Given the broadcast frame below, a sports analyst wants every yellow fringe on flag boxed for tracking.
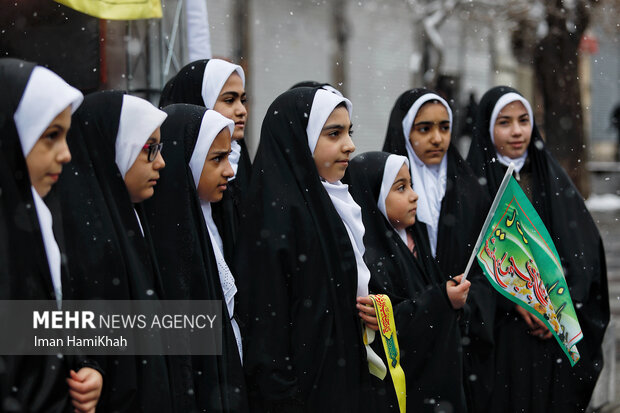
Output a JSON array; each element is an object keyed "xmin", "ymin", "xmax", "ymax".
[
  {"xmin": 54, "ymin": 0, "xmax": 162, "ymax": 20},
  {"xmin": 369, "ymin": 294, "xmax": 406, "ymax": 413}
]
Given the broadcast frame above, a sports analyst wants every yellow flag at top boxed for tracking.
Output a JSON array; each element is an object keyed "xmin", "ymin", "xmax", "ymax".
[{"xmin": 55, "ymin": 0, "xmax": 162, "ymax": 20}]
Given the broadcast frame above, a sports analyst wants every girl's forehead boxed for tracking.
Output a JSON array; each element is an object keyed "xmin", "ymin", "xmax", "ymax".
[
  {"xmin": 498, "ymin": 100, "xmax": 527, "ymax": 114},
  {"xmin": 417, "ymin": 101, "xmax": 448, "ymax": 116}
]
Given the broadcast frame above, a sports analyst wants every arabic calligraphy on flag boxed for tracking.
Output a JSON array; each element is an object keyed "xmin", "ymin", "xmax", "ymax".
[{"xmin": 476, "ymin": 177, "xmax": 582, "ymax": 366}]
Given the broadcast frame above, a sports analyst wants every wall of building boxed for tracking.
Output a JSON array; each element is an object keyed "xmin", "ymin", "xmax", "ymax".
[{"xmin": 103, "ymin": 0, "xmax": 616, "ymax": 161}]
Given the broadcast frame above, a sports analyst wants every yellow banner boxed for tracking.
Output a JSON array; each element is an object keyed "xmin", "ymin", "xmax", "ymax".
[
  {"xmin": 369, "ymin": 294, "xmax": 406, "ymax": 413},
  {"xmin": 55, "ymin": 0, "xmax": 162, "ymax": 20}
]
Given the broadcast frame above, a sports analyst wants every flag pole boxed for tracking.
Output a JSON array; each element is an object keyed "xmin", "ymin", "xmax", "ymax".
[{"xmin": 461, "ymin": 162, "xmax": 515, "ymax": 282}]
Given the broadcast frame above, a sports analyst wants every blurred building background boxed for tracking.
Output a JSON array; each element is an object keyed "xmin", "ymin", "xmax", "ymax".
[
  {"xmin": 97, "ymin": 1, "xmax": 619, "ymax": 165},
  {"xmin": 3, "ymin": 0, "xmax": 616, "ymax": 162}
]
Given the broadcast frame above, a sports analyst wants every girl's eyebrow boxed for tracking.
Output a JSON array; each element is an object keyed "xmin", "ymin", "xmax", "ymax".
[
  {"xmin": 209, "ymin": 149, "xmax": 231, "ymax": 157},
  {"xmin": 498, "ymin": 112, "xmax": 528, "ymax": 120},
  {"xmin": 413, "ymin": 120, "xmax": 449, "ymax": 127},
  {"xmin": 46, "ymin": 124, "xmax": 65, "ymax": 133},
  {"xmin": 220, "ymin": 91, "xmax": 245, "ymax": 98},
  {"xmin": 322, "ymin": 123, "xmax": 353, "ymax": 131},
  {"xmin": 392, "ymin": 177, "xmax": 407, "ymax": 187},
  {"xmin": 322, "ymin": 124, "xmax": 344, "ymax": 131}
]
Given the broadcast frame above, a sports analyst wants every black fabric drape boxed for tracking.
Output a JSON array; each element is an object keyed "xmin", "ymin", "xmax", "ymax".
[
  {"xmin": 54, "ymin": 90, "xmax": 173, "ymax": 412},
  {"xmin": 235, "ymin": 87, "xmax": 371, "ymax": 412},
  {"xmin": 0, "ymin": 57, "xmax": 73, "ymax": 413},
  {"xmin": 466, "ymin": 85, "xmax": 610, "ymax": 412},
  {"xmin": 159, "ymin": 59, "xmax": 252, "ymax": 262},
  {"xmin": 142, "ymin": 103, "xmax": 248, "ymax": 412},
  {"xmin": 383, "ymin": 88, "xmax": 496, "ymax": 412},
  {"xmin": 344, "ymin": 151, "xmax": 467, "ymax": 413}
]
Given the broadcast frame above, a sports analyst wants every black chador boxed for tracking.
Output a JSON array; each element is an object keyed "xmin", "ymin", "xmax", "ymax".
[
  {"xmin": 289, "ymin": 80, "xmax": 343, "ymax": 96},
  {"xmin": 55, "ymin": 91, "xmax": 173, "ymax": 412},
  {"xmin": 235, "ymin": 87, "xmax": 372, "ymax": 411},
  {"xmin": 344, "ymin": 151, "xmax": 467, "ymax": 413},
  {"xmin": 383, "ymin": 88, "xmax": 495, "ymax": 412},
  {"xmin": 0, "ymin": 57, "xmax": 88, "ymax": 412},
  {"xmin": 142, "ymin": 103, "xmax": 248, "ymax": 412},
  {"xmin": 159, "ymin": 59, "xmax": 251, "ymax": 263},
  {"xmin": 467, "ymin": 86, "xmax": 609, "ymax": 412}
]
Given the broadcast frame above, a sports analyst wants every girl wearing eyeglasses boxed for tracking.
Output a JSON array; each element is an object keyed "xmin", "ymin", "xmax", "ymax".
[{"xmin": 55, "ymin": 91, "xmax": 174, "ymax": 411}]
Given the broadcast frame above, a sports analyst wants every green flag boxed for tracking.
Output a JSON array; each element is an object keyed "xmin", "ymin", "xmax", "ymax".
[{"xmin": 470, "ymin": 166, "xmax": 582, "ymax": 366}]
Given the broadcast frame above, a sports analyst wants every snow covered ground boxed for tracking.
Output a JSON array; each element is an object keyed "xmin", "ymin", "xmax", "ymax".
[{"xmin": 586, "ymin": 194, "xmax": 620, "ymax": 211}]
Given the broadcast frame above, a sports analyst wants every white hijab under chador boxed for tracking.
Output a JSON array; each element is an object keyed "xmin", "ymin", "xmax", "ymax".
[
  {"xmin": 307, "ymin": 89, "xmax": 387, "ymax": 377},
  {"xmin": 489, "ymin": 92, "xmax": 534, "ymax": 174},
  {"xmin": 401, "ymin": 93, "xmax": 452, "ymax": 258},
  {"xmin": 378, "ymin": 155, "xmax": 410, "ymax": 246},
  {"xmin": 14, "ymin": 66, "xmax": 84, "ymax": 307},
  {"xmin": 202, "ymin": 59, "xmax": 245, "ymax": 180},
  {"xmin": 188, "ymin": 110, "xmax": 243, "ymax": 360},
  {"xmin": 114, "ymin": 94, "xmax": 168, "ymax": 236}
]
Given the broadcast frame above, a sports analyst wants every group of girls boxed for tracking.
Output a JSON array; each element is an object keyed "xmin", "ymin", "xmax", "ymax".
[{"xmin": 0, "ymin": 54, "xmax": 608, "ymax": 413}]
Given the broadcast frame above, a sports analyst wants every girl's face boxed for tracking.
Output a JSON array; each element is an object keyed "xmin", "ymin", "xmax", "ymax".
[
  {"xmin": 124, "ymin": 128, "xmax": 165, "ymax": 203},
  {"xmin": 26, "ymin": 105, "xmax": 72, "ymax": 198},
  {"xmin": 313, "ymin": 106, "xmax": 355, "ymax": 183},
  {"xmin": 385, "ymin": 164, "xmax": 418, "ymax": 230},
  {"xmin": 409, "ymin": 102, "xmax": 451, "ymax": 165},
  {"xmin": 197, "ymin": 128, "xmax": 234, "ymax": 203},
  {"xmin": 213, "ymin": 73, "xmax": 247, "ymax": 141},
  {"xmin": 492, "ymin": 101, "xmax": 532, "ymax": 159}
]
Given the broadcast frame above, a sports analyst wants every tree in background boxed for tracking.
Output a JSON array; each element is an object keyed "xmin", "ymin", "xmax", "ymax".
[
  {"xmin": 402, "ymin": 0, "xmax": 619, "ymax": 196},
  {"xmin": 509, "ymin": 0, "xmax": 618, "ymax": 197}
]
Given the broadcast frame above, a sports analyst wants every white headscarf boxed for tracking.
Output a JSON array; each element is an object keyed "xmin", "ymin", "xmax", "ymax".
[
  {"xmin": 14, "ymin": 66, "xmax": 83, "ymax": 157},
  {"xmin": 307, "ymin": 89, "xmax": 385, "ymax": 376},
  {"xmin": 187, "ymin": 110, "xmax": 242, "ymax": 359},
  {"xmin": 306, "ymin": 88, "xmax": 353, "ymax": 155},
  {"xmin": 14, "ymin": 66, "xmax": 83, "ymax": 307},
  {"xmin": 489, "ymin": 92, "xmax": 533, "ymax": 173},
  {"xmin": 400, "ymin": 93, "xmax": 452, "ymax": 257},
  {"xmin": 188, "ymin": 110, "xmax": 235, "ymax": 187},
  {"xmin": 378, "ymin": 155, "xmax": 410, "ymax": 246},
  {"xmin": 201, "ymin": 59, "xmax": 245, "ymax": 109},
  {"xmin": 306, "ymin": 89, "xmax": 367, "ymax": 296},
  {"xmin": 201, "ymin": 59, "xmax": 245, "ymax": 179},
  {"xmin": 31, "ymin": 188, "xmax": 62, "ymax": 307},
  {"xmin": 115, "ymin": 95, "xmax": 167, "ymax": 179}
]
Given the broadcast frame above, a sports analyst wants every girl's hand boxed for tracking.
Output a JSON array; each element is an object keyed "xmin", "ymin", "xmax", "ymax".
[
  {"xmin": 446, "ymin": 274, "xmax": 470, "ymax": 309},
  {"xmin": 356, "ymin": 296, "xmax": 379, "ymax": 331},
  {"xmin": 515, "ymin": 305, "xmax": 553, "ymax": 339},
  {"xmin": 66, "ymin": 367, "xmax": 103, "ymax": 413}
]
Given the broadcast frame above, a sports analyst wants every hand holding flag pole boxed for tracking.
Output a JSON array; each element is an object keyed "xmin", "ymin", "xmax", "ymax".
[{"xmin": 460, "ymin": 161, "xmax": 582, "ymax": 365}]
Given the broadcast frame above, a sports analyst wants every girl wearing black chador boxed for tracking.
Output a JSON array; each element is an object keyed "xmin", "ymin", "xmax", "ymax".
[
  {"xmin": 143, "ymin": 104, "xmax": 248, "ymax": 412},
  {"xmin": 160, "ymin": 59, "xmax": 250, "ymax": 264},
  {"xmin": 235, "ymin": 87, "xmax": 380, "ymax": 411},
  {"xmin": 467, "ymin": 86, "xmax": 609, "ymax": 412},
  {"xmin": 55, "ymin": 90, "xmax": 173, "ymax": 412},
  {"xmin": 0, "ymin": 58, "xmax": 103, "ymax": 412},
  {"xmin": 383, "ymin": 89, "xmax": 495, "ymax": 412},
  {"xmin": 344, "ymin": 151, "xmax": 470, "ymax": 412}
]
